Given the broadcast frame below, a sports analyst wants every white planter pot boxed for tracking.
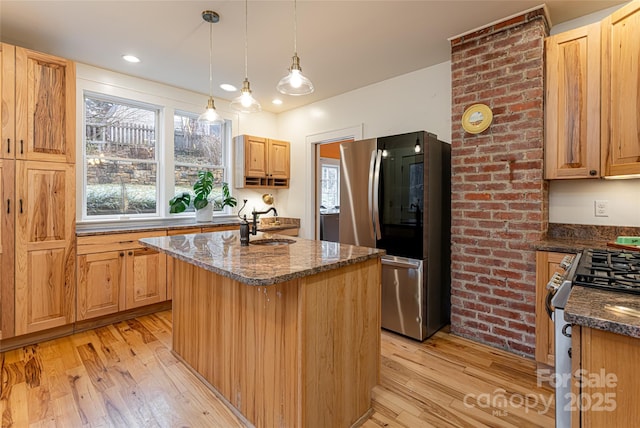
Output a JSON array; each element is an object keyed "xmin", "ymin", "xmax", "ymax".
[{"xmin": 195, "ymin": 204, "xmax": 213, "ymax": 222}]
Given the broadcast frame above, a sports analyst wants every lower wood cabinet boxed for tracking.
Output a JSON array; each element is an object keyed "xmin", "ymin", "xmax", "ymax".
[
  {"xmin": 77, "ymin": 250, "xmax": 124, "ymax": 320},
  {"xmin": 125, "ymin": 246, "xmax": 166, "ymax": 309},
  {"xmin": 571, "ymin": 326, "xmax": 640, "ymax": 427},
  {"xmin": 535, "ymin": 251, "xmax": 568, "ymax": 367},
  {"xmin": 76, "ymin": 231, "xmax": 166, "ymax": 321}
]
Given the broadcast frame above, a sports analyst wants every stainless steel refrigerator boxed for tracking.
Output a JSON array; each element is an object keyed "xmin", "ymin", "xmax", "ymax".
[{"xmin": 339, "ymin": 131, "xmax": 451, "ymax": 341}]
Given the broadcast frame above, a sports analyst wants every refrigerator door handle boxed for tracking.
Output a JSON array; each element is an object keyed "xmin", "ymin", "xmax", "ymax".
[
  {"xmin": 373, "ymin": 149, "xmax": 382, "ymax": 240},
  {"xmin": 367, "ymin": 149, "xmax": 377, "ymax": 240}
]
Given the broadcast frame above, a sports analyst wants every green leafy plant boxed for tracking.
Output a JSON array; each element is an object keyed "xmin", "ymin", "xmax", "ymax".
[
  {"xmin": 169, "ymin": 171, "xmax": 215, "ymax": 213},
  {"xmin": 214, "ymin": 182, "xmax": 237, "ymax": 210}
]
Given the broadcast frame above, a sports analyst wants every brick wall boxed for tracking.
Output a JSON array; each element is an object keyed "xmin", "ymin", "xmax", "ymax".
[{"xmin": 449, "ymin": 10, "xmax": 549, "ymax": 357}]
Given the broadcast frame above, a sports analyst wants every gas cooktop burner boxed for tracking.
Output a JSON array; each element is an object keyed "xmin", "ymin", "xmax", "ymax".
[{"xmin": 573, "ymin": 248, "xmax": 640, "ymax": 294}]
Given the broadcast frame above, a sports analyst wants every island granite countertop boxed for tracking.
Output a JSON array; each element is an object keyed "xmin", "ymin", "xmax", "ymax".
[
  {"xmin": 76, "ymin": 216, "xmax": 299, "ymax": 236},
  {"xmin": 565, "ymin": 286, "xmax": 640, "ymax": 339},
  {"xmin": 139, "ymin": 230, "xmax": 384, "ymax": 286}
]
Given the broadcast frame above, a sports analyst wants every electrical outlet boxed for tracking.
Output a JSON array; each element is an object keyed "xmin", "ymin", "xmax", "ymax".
[{"xmin": 594, "ymin": 200, "xmax": 609, "ymax": 217}]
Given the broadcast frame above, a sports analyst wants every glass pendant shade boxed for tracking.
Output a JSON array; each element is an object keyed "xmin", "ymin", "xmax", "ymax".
[
  {"xmin": 198, "ymin": 97, "xmax": 224, "ymax": 124},
  {"xmin": 277, "ymin": 54, "xmax": 314, "ymax": 96},
  {"xmin": 231, "ymin": 78, "xmax": 262, "ymax": 113}
]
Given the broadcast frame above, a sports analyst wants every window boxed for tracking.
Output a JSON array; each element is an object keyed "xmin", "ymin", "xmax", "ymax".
[
  {"xmin": 173, "ymin": 111, "xmax": 226, "ymax": 212},
  {"xmin": 82, "ymin": 90, "xmax": 232, "ymax": 222},
  {"xmin": 320, "ymin": 159, "xmax": 340, "ymax": 209},
  {"xmin": 84, "ymin": 95, "xmax": 159, "ymax": 217}
]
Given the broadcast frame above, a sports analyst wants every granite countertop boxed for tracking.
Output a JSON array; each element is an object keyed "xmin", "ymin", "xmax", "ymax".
[
  {"xmin": 76, "ymin": 216, "xmax": 299, "ymax": 236},
  {"xmin": 139, "ymin": 230, "xmax": 384, "ymax": 286},
  {"xmin": 534, "ymin": 223, "xmax": 640, "ymax": 253},
  {"xmin": 565, "ymin": 286, "xmax": 640, "ymax": 339}
]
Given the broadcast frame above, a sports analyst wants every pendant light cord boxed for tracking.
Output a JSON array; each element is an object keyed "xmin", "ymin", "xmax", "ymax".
[
  {"xmin": 244, "ymin": 0, "xmax": 248, "ymax": 79},
  {"xmin": 208, "ymin": 20, "xmax": 213, "ymax": 97},
  {"xmin": 293, "ymin": 0, "xmax": 298, "ymax": 55}
]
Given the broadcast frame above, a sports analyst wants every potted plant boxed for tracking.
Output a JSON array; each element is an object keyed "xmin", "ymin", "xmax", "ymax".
[{"xmin": 169, "ymin": 171, "xmax": 236, "ymax": 222}]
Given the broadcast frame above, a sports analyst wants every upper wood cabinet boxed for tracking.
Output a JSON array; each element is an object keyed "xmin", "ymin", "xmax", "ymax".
[
  {"xmin": 1, "ymin": 43, "xmax": 16, "ymax": 159},
  {"xmin": 15, "ymin": 47, "xmax": 75, "ymax": 163},
  {"xmin": 234, "ymin": 134, "xmax": 290, "ymax": 188},
  {"xmin": 601, "ymin": 0, "xmax": 640, "ymax": 177},
  {"xmin": 0, "ymin": 159, "xmax": 15, "ymax": 341},
  {"xmin": 14, "ymin": 161, "xmax": 76, "ymax": 335},
  {"xmin": 545, "ymin": 23, "xmax": 601, "ymax": 179}
]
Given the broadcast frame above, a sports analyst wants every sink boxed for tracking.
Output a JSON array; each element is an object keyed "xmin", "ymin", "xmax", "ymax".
[{"xmin": 250, "ymin": 238, "xmax": 296, "ymax": 246}]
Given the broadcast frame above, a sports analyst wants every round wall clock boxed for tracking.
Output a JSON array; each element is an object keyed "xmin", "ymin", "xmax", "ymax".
[{"xmin": 461, "ymin": 103, "xmax": 493, "ymax": 134}]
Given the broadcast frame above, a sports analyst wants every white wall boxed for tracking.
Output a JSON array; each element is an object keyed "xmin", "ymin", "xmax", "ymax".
[
  {"xmin": 275, "ymin": 62, "xmax": 452, "ymax": 238},
  {"xmin": 546, "ymin": 2, "xmax": 640, "ymax": 227}
]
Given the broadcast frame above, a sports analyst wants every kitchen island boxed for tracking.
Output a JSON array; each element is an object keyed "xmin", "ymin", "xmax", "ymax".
[{"xmin": 140, "ymin": 230, "xmax": 384, "ymax": 428}]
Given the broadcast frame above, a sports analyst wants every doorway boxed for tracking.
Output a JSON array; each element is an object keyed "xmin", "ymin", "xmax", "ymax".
[
  {"xmin": 305, "ymin": 125, "xmax": 362, "ymax": 240},
  {"xmin": 317, "ymin": 141, "xmax": 347, "ymax": 242}
]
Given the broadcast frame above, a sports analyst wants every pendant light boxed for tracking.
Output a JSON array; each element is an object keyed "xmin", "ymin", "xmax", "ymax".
[
  {"xmin": 198, "ymin": 10, "xmax": 224, "ymax": 124},
  {"xmin": 414, "ymin": 135, "xmax": 421, "ymax": 153},
  {"xmin": 277, "ymin": 0, "xmax": 314, "ymax": 96},
  {"xmin": 231, "ymin": 0, "xmax": 261, "ymax": 113}
]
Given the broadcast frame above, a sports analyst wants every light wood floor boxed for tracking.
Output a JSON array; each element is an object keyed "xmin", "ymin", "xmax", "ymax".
[{"xmin": 1, "ymin": 311, "xmax": 554, "ymax": 427}]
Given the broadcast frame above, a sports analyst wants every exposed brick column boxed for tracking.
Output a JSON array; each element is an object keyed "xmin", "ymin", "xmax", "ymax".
[{"xmin": 449, "ymin": 9, "xmax": 550, "ymax": 357}]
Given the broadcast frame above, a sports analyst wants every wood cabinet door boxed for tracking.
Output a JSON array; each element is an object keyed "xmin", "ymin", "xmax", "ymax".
[
  {"xmin": 544, "ymin": 23, "xmax": 601, "ymax": 179},
  {"xmin": 244, "ymin": 135, "xmax": 268, "ymax": 177},
  {"xmin": 579, "ymin": 327, "xmax": 640, "ymax": 426},
  {"xmin": 1, "ymin": 43, "xmax": 15, "ymax": 159},
  {"xmin": 15, "ymin": 47, "xmax": 75, "ymax": 163},
  {"xmin": 268, "ymin": 139, "xmax": 290, "ymax": 179},
  {"xmin": 14, "ymin": 161, "xmax": 76, "ymax": 335},
  {"xmin": 602, "ymin": 0, "xmax": 640, "ymax": 177},
  {"xmin": 535, "ymin": 251, "xmax": 567, "ymax": 367},
  {"xmin": 125, "ymin": 247, "xmax": 167, "ymax": 309},
  {"xmin": 0, "ymin": 159, "xmax": 15, "ymax": 340},
  {"xmin": 77, "ymin": 251, "xmax": 125, "ymax": 321}
]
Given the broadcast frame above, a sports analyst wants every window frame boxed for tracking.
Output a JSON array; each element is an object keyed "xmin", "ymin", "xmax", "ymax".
[{"xmin": 82, "ymin": 91, "xmax": 162, "ymax": 220}]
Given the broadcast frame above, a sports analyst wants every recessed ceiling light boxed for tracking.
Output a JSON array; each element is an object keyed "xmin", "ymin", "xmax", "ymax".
[
  {"xmin": 272, "ymin": 98, "xmax": 283, "ymax": 105},
  {"xmin": 220, "ymin": 83, "xmax": 237, "ymax": 92},
  {"xmin": 122, "ymin": 54, "xmax": 140, "ymax": 63}
]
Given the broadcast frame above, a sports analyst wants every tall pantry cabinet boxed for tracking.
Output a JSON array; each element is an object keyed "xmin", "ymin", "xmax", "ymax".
[
  {"xmin": 601, "ymin": 0, "xmax": 640, "ymax": 176},
  {"xmin": 0, "ymin": 42, "xmax": 76, "ymax": 341}
]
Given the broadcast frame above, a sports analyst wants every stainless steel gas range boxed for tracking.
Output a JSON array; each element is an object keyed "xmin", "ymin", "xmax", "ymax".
[{"xmin": 545, "ymin": 248, "xmax": 640, "ymax": 428}]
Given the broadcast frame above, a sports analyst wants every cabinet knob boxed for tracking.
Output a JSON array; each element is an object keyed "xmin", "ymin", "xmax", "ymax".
[
  {"xmin": 589, "ymin": 170, "xmax": 597, "ymax": 176},
  {"xmin": 119, "ymin": 252, "xmax": 124, "ymax": 257},
  {"xmin": 6, "ymin": 138, "xmax": 10, "ymax": 154},
  {"xmin": 128, "ymin": 251, "xmax": 133, "ymax": 256},
  {"xmin": 20, "ymin": 140, "xmax": 24, "ymax": 155}
]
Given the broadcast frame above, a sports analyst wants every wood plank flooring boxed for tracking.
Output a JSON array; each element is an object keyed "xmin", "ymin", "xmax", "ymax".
[{"xmin": 1, "ymin": 311, "xmax": 554, "ymax": 427}]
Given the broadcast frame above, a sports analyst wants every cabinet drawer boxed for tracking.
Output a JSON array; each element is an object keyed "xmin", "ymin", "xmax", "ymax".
[{"xmin": 78, "ymin": 231, "xmax": 167, "ymax": 254}]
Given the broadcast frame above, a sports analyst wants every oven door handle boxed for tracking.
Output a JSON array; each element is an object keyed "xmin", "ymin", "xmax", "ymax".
[{"xmin": 545, "ymin": 291, "xmax": 554, "ymax": 320}]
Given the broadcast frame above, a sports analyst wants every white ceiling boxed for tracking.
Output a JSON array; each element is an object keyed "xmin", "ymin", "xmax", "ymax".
[{"xmin": 0, "ymin": 1, "xmax": 626, "ymax": 113}]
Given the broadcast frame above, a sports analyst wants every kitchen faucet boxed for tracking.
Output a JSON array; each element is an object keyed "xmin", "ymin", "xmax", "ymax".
[{"xmin": 250, "ymin": 207, "xmax": 278, "ymax": 235}]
